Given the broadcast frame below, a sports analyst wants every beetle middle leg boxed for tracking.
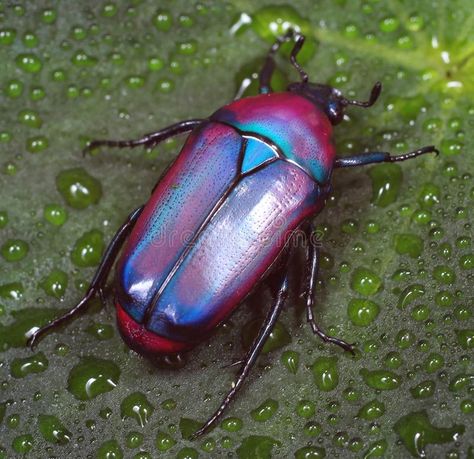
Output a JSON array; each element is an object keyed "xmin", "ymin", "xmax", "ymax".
[
  {"xmin": 191, "ymin": 258, "xmax": 291, "ymax": 439},
  {"xmin": 27, "ymin": 206, "xmax": 144, "ymax": 349},
  {"xmin": 258, "ymin": 29, "xmax": 308, "ymax": 94},
  {"xmin": 303, "ymin": 222, "xmax": 355, "ymax": 354},
  {"xmin": 83, "ymin": 119, "xmax": 204, "ymax": 155}
]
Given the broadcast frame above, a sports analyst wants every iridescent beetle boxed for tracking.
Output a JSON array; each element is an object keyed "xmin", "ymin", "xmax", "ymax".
[{"xmin": 29, "ymin": 30, "xmax": 438, "ymax": 437}]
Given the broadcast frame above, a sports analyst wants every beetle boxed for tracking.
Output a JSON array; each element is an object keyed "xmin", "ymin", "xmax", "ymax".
[{"xmin": 28, "ymin": 30, "xmax": 438, "ymax": 438}]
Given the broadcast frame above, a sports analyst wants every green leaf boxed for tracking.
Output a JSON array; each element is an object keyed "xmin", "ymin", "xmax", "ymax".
[{"xmin": 1, "ymin": 1, "xmax": 472, "ymax": 457}]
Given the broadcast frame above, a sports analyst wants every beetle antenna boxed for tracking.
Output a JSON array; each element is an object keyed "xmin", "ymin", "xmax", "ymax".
[
  {"xmin": 344, "ymin": 81, "xmax": 382, "ymax": 108},
  {"xmin": 290, "ymin": 34, "xmax": 309, "ymax": 83}
]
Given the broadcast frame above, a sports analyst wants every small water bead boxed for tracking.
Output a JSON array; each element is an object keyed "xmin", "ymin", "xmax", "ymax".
[
  {"xmin": 155, "ymin": 431, "xmax": 175, "ymax": 452},
  {"xmin": 433, "ymin": 265, "xmax": 456, "ymax": 285},
  {"xmin": 156, "ymin": 78, "xmax": 175, "ymax": 93},
  {"xmin": 304, "ymin": 421, "xmax": 322, "ymax": 437},
  {"xmin": 152, "ymin": 10, "xmax": 173, "ymax": 31},
  {"xmin": 379, "ymin": 16, "xmax": 400, "ymax": 32},
  {"xmin": 22, "ymin": 31, "xmax": 38, "ymax": 48},
  {"xmin": 16, "ymin": 53, "xmax": 43, "ymax": 73},
  {"xmin": 280, "ymin": 350, "xmax": 299, "ymax": 374},
  {"xmin": 350, "ymin": 267, "xmax": 382, "ymax": 296},
  {"xmin": 311, "ymin": 356, "xmax": 339, "ymax": 391},
  {"xmin": 43, "ymin": 204, "xmax": 68, "ymax": 226},
  {"xmin": 38, "ymin": 414, "xmax": 72, "ymax": 444},
  {"xmin": 410, "ymin": 380, "xmax": 435, "ymax": 399},
  {"xmin": 0, "ymin": 28, "xmax": 17, "ymax": 45},
  {"xmin": 360, "ymin": 369, "xmax": 401, "ymax": 390},
  {"xmin": 456, "ymin": 236, "xmax": 471, "ymax": 249},
  {"xmin": 384, "ymin": 351, "xmax": 403, "ymax": 369},
  {"xmin": 178, "ymin": 14, "xmax": 194, "ymax": 27},
  {"xmin": 148, "ymin": 56, "xmax": 164, "ymax": 71},
  {"xmin": 120, "ymin": 392, "xmax": 154, "ymax": 427},
  {"xmin": 460, "ymin": 399, "xmax": 473, "ymax": 414},
  {"xmin": 435, "ymin": 290, "xmax": 453, "ymax": 307},
  {"xmin": 55, "ymin": 343, "xmax": 69, "ymax": 357},
  {"xmin": 101, "ymin": 3, "xmax": 118, "ymax": 17},
  {"xmin": 86, "ymin": 323, "xmax": 114, "ymax": 341},
  {"xmin": 295, "ymin": 400, "xmax": 316, "ymax": 418},
  {"xmin": 71, "ymin": 25, "xmax": 87, "ymax": 40},
  {"xmin": 5, "ymin": 79, "xmax": 24, "ymax": 98},
  {"xmin": 71, "ymin": 229, "xmax": 105, "ymax": 267},
  {"xmin": 343, "ymin": 386, "xmax": 360, "ymax": 402},
  {"xmin": 161, "ymin": 398, "xmax": 176, "ymax": 410},
  {"xmin": 40, "ymin": 269, "xmax": 68, "ymax": 299},
  {"xmin": 396, "ymin": 329, "xmax": 415, "ymax": 349},
  {"xmin": 460, "ymin": 254, "xmax": 474, "ymax": 270},
  {"xmin": 7, "ymin": 413, "xmax": 20, "ymax": 428},
  {"xmin": 56, "ymin": 168, "xmax": 102, "ymax": 209},
  {"xmin": 221, "ymin": 416, "xmax": 243, "ymax": 432},
  {"xmin": 41, "ymin": 8, "xmax": 57, "ymax": 24},
  {"xmin": 347, "ymin": 299, "xmax": 380, "ymax": 326},
  {"xmin": 51, "ymin": 69, "xmax": 67, "ymax": 82},
  {"xmin": 177, "ymin": 40, "xmax": 197, "ymax": 55},
  {"xmin": 30, "ymin": 86, "xmax": 46, "ymax": 101},
  {"xmin": 125, "ymin": 75, "xmax": 146, "ymax": 89},
  {"xmin": 368, "ymin": 164, "xmax": 402, "ymax": 207},
  {"xmin": 406, "ymin": 14, "xmax": 424, "ymax": 31},
  {"xmin": 251, "ymin": 398, "xmax": 278, "ymax": 422},
  {"xmin": 397, "ymin": 35, "xmax": 413, "ymax": 49},
  {"xmin": 456, "ymin": 329, "xmax": 474, "ymax": 350},
  {"xmin": 67, "ymin": 356, "xmax": 120, "ymax": 400},
  {"xmin": 11, "ymin": 352, "xmax": 48, "ymax": 378},
  {"xmin": 418, "ymin": 183, "xmax": 441, "ymax": 208},
  {"xmin": 12, "ymin": 434, "xmax": 34, "ymax": 454},
  {"xmin": 364, "ymin": 439, "xmax": 387, "ymax": 458},
  {"xmin": 97, "ymin": 439, "xmax": 123, "ymax": 459},
  {"xmin": 26, "ymin": 135, "xmax": 49, "ymax": 153},
  {"xmin": 18, "ymin": 109, "xmax": 42, "ymax": 128},
  {"xmin": 344, "ymin": 23, "xmax": 359, "ymax": 39},
  {"xmin": 411, "ymin": 304, "xmax": 430, "ymax": 321}
]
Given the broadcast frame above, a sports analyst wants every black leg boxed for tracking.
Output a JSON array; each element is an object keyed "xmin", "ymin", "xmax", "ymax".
[
  {"xmin": 258, "ymin": 29, "xmax": 308, "ymax": 94},
  {"xmin": 304, "ymin": 223, "xmax": 355, "ymax": 354},
  {"xmin": 83, "ymin": 119, "xmax": 204, "ymax": 154},
  {"xmin": 27, "ymin": 206, "xmax": 144, "ymax": 349},
  {"xmin": 334, "ymin": 145, "xmax": 439, "ymax": 168},
  {"xmin": 190, "ymin": 268, "xmax": 290, "ymax": 439}
]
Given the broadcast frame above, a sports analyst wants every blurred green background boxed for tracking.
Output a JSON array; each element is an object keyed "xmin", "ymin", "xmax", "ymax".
[{"xmin": 0, "ymin": 1, "xmax": 473, "ymax": 457}]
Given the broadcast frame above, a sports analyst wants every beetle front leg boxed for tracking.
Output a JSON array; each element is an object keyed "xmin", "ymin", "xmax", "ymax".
[
  {"xmin": 191, "ymin": 269, "xmax": 290, "ymax": 439},
  {"xmin": 334, "ymin": 145, "xmax": 438, "ymax": 168},
  {"xmin": 83, "ymin": 119, "xmax": 205, "ymax": 154},
  {"xmin": 304, "ymin": 223, "xmax": 355, "ymax": 354},
  {"xmin": 258, "ymin": 29, "xmax": 308, "ymax": 94},
  {"xmin": 27, "ymin": 206, "xmax": 144, "ymax": 349}
]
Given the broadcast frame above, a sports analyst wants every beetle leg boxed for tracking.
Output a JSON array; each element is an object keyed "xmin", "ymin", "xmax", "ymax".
[
  {"xmin": 190, "ymin": 268, "xmax": 290, "ymax": 439},
  {"xmin": 258, "ymin": 29, "xmax": 308, "ymax": 94},
  {"xmin": 334, "ymin": 145, "xmax": 439, "ymax": 168},
  {"xmin": 83, "ymin": 119, "xmax": 205, "ymax": 155},
  {"xmin": 304, "ymin": 223, "xmax": 355, "ymax": 354},
  {"xmin": 27, "ymin": 206, "xmax": 144, "ymax": 349}
]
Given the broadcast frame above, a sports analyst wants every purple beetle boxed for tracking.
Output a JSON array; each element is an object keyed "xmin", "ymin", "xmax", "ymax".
[{"xmin": 29, "ymin": 30, "xmax": 438, "ymax": 437}]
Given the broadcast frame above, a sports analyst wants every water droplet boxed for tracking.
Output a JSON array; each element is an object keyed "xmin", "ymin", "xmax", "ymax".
[
  {"xmin": 311, "ymin": 356, "xmax": 339, "ymax": 391},
  {"xmin": 67, "ymin": 356, "xmax": 120, "ymax": 400}
]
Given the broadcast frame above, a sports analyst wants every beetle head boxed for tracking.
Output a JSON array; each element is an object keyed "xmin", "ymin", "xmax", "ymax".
[{"xmin": 287, "ymin": 81, "xmax": 382, "ymax": 125}]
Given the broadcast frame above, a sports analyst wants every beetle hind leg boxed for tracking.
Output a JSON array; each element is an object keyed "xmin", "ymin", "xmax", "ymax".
[
  {"xmin": 303, "ymin": 223, "xmax": 355, "ymax": 355},
  {"xmin": 191, "ymin": 267, "xmax": 290, "ymax": 439},
  {"xmin": 27, "ymin": 206, "xmax": 144, "ymax": 349}
]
